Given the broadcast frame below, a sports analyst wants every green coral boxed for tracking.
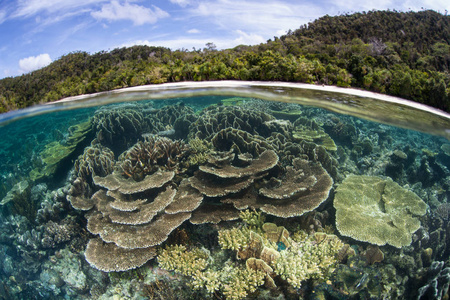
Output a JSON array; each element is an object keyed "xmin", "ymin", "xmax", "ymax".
[
  {"xmin": 218, "ymin": 212, "xmax": 344, "ymax": 290},
  {"xmin": 157, "ymin": 244, "xmax": 265, "ymax": 300},
  {"xmin": 30, "ymin": 119, "xmax": 92, "ymax": 181},
  {"xmin": 334, "ymin": 175, "xmax": 427, "ymax": 248},
  {"xmin": 220, "ymin": 266, "xmax": 265, "ymax": 300},
  {"xmin": 187, "ymin": 138, "xmax": 212, "ymax": 166},
  {"xmin": 274, "ymin": 232, "xmax": 344, "ymax": 288},
  {"xmin": 239, "ymin": 209, "xmax": 265, "ymax": 229},
  {"xmin": 218, "ymin": 227, "xmax": 252, "ymax": 252},
  {"xmin": 157, "ymin": 245, "xmax": 208, "ymax": 276},
  {"xmin": 220, "ymin": 97, "xmax": 246, "ymax": 106}
]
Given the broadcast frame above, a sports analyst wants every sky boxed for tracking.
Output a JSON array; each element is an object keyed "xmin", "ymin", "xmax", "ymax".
[{"xmin": 0, "ymin": 0, "xmax": 448, "ymax": 79}]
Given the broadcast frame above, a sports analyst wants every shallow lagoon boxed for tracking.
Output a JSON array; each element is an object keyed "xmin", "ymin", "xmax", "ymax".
[{"xmin": 0, "ymin": 81, "xmax": 449, "ymax": 299}]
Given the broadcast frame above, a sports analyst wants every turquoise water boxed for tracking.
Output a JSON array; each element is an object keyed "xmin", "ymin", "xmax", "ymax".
[{"xmin": 0, "ymin": 82, "xmax": 449, "ymax": 299}]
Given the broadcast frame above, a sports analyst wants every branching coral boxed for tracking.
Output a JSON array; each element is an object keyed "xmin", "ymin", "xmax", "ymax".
[
  {"xmin": 157, "ymin": 244, "xmax": 208, "ymax": 276},
  {"xmin": 218, "ymin": 212, "xmax": 345, "ymax": 291},
  {"xmin": 158, "ymin": 245, "xmax": 265, "ymax": 300}
]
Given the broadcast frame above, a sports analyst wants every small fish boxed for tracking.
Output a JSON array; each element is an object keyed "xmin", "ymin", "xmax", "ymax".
[
  {"xmin": 157, "ymin": 129, "xmax": 176, "ymax": 137},
  {"xmin": 355, "ymin": 273, "xmax": 369, "ymax": 290}
]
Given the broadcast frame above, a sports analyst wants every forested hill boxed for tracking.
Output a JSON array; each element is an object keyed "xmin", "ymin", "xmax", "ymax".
[{"xmin": 0, "ymin": 9, "xmax": 449, "ymax": 113}]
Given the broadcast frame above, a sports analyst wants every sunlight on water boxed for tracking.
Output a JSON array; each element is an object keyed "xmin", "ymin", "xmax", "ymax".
[{"xmin": 0, "ymin": 81, "xmax": 449, "ymax": 299}]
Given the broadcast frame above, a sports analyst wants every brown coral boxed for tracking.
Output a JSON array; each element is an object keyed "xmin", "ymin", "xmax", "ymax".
[
  {"xmin": 118, "ymin": 136, "xmax": 189, "ymax": 180},
  {"xmin": 223, "ymin": 158, "xmax": 333, "ymax": 218},
  {"xmin": 74, "ymin": 143, "xmax": 115, "ymax": 181},
  {"xmin": 92, "ymin": 170, "xmax": 174, "ymax": 194},
  {"xmin": 85, "ymin": 238, "xmax": 157, "ymax": 272},
  {"xmin": 188, "ymin": 150, "xmax": 278, "ymax": 198},
  {"xmin": 189, "ymin": 105, "xmax": 275, "ymax": 141}
]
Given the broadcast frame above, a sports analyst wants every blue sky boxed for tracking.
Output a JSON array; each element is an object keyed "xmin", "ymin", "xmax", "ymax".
[{"xmin": 0, "ymin": 0, "xmax": 448, "ymax": 79}]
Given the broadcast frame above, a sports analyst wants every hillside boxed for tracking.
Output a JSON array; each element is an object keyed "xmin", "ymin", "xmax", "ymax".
[{"xmin": 0, "ymin": 9, "xmax": 449, "ymax": 112}]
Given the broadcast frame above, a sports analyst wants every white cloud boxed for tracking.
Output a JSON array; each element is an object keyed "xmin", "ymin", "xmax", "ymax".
[
  {"xmin": 187, "ymin": 28, "xmax": 200, "ymax": 34},
  {"xmin": 233, "ymin": 30, "xmax": 264, "ymax": 45},
  {"xmin": 19, "ymin": 53, "xmax": 52, "ymax": 74},
  {"xmin": 170, "ymin": 0, "xmax": 191, "ymax": 7},
  {"xmin": 0, "ymin": 10, "xmax": 6, "ymax": 24},
  {"xmin": 91, "ymin": 1, "xmax": 169, "ymax": 26},
  {"xmin": 190, "ymin": 0, "xmax": 323, "ymax": 37},
  {"xmin": 13, "ymin": 0, "xmax": 105, "ymax": 18}
]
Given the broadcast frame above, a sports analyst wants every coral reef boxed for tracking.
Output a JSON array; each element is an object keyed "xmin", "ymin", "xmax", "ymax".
[
  {"xmin": 334, "ymin": 175, "xmax": 427, "ymax": 248},
  {"xmin": 417, "ymin": 261, "xmax": 450, "ymax": 300},
  {"xmin": 70, "ymin": 166, "xmax": 200, "ymax": 271},
  {"xmin": 189, "ymin": 105, "xmax": 275, "ymax": 140},
  {"xmin": 92, "ymin": 105, "xmax": 146, "ymax": 153},
  {"xmin": 222, "ymin": 157, "xmax": 333, "ymax": 218},
  {"xmin": 292, "ymin": 118, "xmax": 337, "ymax": 151},
  {"xmin": 117, "ymin": 135, "xmax": 189, "ymax": 181},
  {"xmin": 74, "ymin": 142, "xmax": 115, "ymax": 181},
  {"xmin": 218, "ymin": 211, "xmax": 346, "ymax": 291},
  {"xmin": 157, "ymin": 243, "xmax": 266, "ymax": 300}
]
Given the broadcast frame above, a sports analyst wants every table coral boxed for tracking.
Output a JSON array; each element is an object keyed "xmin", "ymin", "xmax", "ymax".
[{"xmin": 334, "ymin": 175, "xmax": 427, "ymax": 248}]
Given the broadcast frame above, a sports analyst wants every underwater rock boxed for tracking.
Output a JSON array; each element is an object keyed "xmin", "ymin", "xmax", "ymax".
[{"xmin": 334, "ymin": 175, "xmax": 427, "ymax": 248}]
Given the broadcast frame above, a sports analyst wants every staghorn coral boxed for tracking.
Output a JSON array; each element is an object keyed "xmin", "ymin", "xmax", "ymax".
[
  {"xmin": 334, "ymin": 175, "xmax": 427, "ymax": 248},
  {"xmin": 218, "ymin": 212, "xmax": 346, "ymax": 291},
  {"xmin": 117, "ymin": 135, "xmax": 189, "ymax": 181},
  {"xmin": 274, "ymin": 232, "xmax": 344, "ymax": 289},
  {"xmin": 157, "ymin": 244, "xmax": 265, "ymax": 300},
  {"xmin": 157, "ymin": 244, "xmax": 208, "ymax": 276}
]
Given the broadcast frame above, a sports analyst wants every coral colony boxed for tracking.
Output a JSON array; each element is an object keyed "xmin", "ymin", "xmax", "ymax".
[{"xmin": 0, "ymin": 97, "xmax": 449, "ymax": 299}]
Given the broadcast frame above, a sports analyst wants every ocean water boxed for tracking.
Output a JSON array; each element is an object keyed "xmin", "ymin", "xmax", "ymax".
[{"xmin": 0, "ymin": 81, "xmax": 449, "ymax": 300}]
